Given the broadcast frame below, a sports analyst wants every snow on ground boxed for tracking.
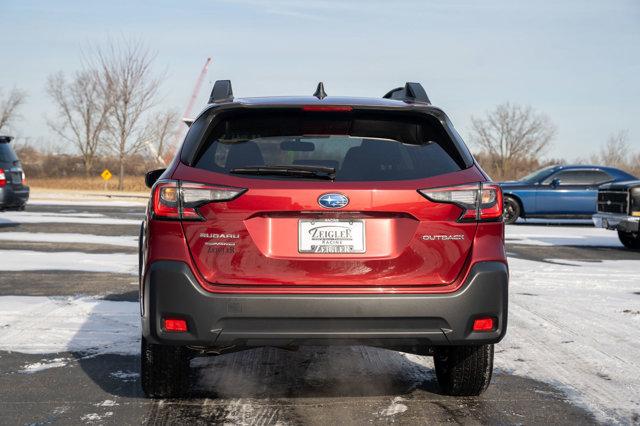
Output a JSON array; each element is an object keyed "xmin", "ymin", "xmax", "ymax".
[
  {"xmin": 19, "ymin": 357, "xmax": 69, "ymax": 373},
  {"xmin": 378, "ymin": 397, "xmax": 408, "ymax": 417},
  {"xmin": 0, "ymin": 232, "xmax": 137, "ymax": 247},
  {"xmin": 506, "ymin": 224, "xmax": 623, "ymax": 247},
  {"xmin": 80, "ymin": 412, "xmax": 114, "ymax": 422},
  {"xmin": 499, "ymin": 257, "xmax": 640, "ymax": 423},
  {"xmin": 0, "ymin": 296, "xmax": 138, "ymax": 355},
  {"xmin": 0, "ymin": 211, "xmax": 140, "ymax": 225},
  {"xmin": 109, "ymin": 371, "xmax": 139, "ymax": 381},
  {"xmin": 0, "ymin": 250, "xmax": 137, "ymax": 274}
]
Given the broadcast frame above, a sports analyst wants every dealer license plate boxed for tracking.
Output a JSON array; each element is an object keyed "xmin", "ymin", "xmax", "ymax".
[{"xmin": 298, "ymin": 220, "xmax": 365, "ymax": 253}]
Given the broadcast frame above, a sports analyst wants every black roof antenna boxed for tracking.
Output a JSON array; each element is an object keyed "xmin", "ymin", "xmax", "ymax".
[
  {"xmin": 313, "ymin": 82, "xmax": 327, "ymax": 100},
  {"xmin": 209, "ymin": 80, "xmax": 233, "ymax": 103}
]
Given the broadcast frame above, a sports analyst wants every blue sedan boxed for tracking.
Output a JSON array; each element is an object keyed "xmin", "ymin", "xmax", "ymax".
[{"xmin": 499, "ymin": 165, "xmax": 636, "ymax": 224}]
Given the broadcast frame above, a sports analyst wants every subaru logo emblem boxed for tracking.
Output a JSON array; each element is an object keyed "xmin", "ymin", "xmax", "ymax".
[{"xmin": 318, "ymin": 193, "xmax": 349, "ymax": 209}]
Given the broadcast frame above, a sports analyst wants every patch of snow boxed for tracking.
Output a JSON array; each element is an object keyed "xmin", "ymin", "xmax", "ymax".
[
  {"xmin": 0, "ymin": 211, "xmax": 140, "ymax": 225},
  {"xmin": 95, "ymin": 400, "xmax": 118, "ymax": 407},
  {"xmin": 81, "ymin": 412, "xmax": 113, "ymax": 423},
  {"xmin": 19, "ymin": 357, "xmax": 68, "ymax": 373},
  {"xmin": 379, "ymin": 396, "xmax": 408, "ymax": 416},
  {"xmin": 0, "ymin": 296, "xmax": 139, "ymax": 355},
  {"xmin": 53, "ymin": 406, "xmax": 69, "ymax": 415},
  {"xmin": 506, "ymin": 224, "xmax": 622, "ymax": 247},
  {"xmin": 0, "ymin": 232, "xmax": 137, "ymax": 247},
  {"xmin": 497, "ymin": 257, "xmax": 640, "ymax": 423},
  {"xmin": 110, "ymin": 370, "xmax": 139, "ymax": 381},
  {"xmin": 0, "ymin": 250, "xmax": 137, "ymax": 274}
]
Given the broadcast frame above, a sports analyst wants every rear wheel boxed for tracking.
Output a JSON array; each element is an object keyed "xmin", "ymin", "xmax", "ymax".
[
  {"xmin": 618, "ymin": 230, "xmax": 640, "ymax": 250},
  {"xmin": 141, "ymin": 336, "xmax": 190, "ymax": 398},
  {"xmin": 503, "ymin": 197, "xmax": 520, "ymax": 224},
  {"xmin": 434, "ymin": 344, "xmax": 494, "ymax": 396}
]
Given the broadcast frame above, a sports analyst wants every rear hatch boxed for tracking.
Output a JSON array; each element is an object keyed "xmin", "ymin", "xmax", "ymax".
[{"xmin": 165, "ymin": 107, "xmax": 489, "ymax": 288}]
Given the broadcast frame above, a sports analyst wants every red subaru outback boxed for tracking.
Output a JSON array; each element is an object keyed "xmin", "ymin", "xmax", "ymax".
[{"xmin": 140, "ymin": 81, "xmax": 508, "ymax": 398}]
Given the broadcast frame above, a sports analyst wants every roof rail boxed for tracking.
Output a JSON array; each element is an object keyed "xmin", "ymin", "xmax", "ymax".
[
  {"xmin": 209, "ymin": 80, "xmax": 233, "ymax": 103},
  {"xmin": 383, "ymin": 82, "xmax": 430, "ymax": 104}
]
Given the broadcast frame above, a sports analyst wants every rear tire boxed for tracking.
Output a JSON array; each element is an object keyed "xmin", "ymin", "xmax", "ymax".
[
  {"xmin": 434, "ymin": 344, "xmax": 494, "ymax": 396},
  {"xmin": 503, "ymin": 197, "xmax": 520, "ymax": 224},
  {"xmin": 141, "ymin": 336, "xmax": 190, "ymax": 398},
  {"xmin": 618, "ymin": 230, "xmax": 640, "ymax": 250}
]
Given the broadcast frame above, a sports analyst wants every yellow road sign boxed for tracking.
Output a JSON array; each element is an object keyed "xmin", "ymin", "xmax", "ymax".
[{"xmin": 101, "ymin": 169, "xmax": 112, "ymax": 181}]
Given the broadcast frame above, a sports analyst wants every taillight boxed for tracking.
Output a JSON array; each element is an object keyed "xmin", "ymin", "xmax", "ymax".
[
  {"xmin": 0, "ymin": 169, "xmax": 5, "ymax": 187},
  {"xmin": 302, "ymin": 105, "xmax": 353, "ymax": 112},
  {"xmin": 21, "ymin": 171, "xmax": 26, "ymax": 185},
  {"xmin": 418, "ymin": 182, "xmax": 503, "ymax": 222},
  {"xmin": 151, "ymin": 180, "xmax": 246, "ymax": 220}
]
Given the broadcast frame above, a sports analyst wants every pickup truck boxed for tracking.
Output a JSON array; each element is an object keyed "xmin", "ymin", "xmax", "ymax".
[{"xmin": 593, "ymin": 180, "xmax": 640, "ymax": 249}]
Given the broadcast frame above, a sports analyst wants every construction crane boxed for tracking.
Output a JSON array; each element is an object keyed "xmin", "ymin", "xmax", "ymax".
[
  {"xmin": 182, "ymin": 57, "xmax": 212, "ymax": 125},
  {"xmin": 160, "ymin": 57, "xmax": 212, "ymax": 164}
]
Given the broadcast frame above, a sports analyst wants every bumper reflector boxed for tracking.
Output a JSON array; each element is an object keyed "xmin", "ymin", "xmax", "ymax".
[
  {"xmin": 472, "ymin": 317, "xmax": 495, "ymax": 332},
  {"xmin": 163, "ymin": 318, "xmax": 188, "ymax": 332}
]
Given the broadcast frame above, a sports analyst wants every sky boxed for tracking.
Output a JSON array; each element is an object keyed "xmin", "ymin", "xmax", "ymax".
[{"xmin": 1, "ymin": 0, "xmax": 639, "ymax": 160}]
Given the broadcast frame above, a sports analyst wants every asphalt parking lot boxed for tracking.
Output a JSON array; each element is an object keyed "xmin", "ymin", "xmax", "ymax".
[{"xmin": 1, "ymin": 203, "xmax": 639, "ymax": 425}]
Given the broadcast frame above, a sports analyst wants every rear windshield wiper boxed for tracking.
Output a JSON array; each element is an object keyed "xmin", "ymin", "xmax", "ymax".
[{"xmin": 230, "ymin": 165, "xmax": 336, "ymax": 180}]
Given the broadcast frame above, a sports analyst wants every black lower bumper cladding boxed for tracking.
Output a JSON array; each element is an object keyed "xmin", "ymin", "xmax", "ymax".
[
  {"xmin": 0, "ymin": 186, "xmax": 29, "ymax": 209},
  {"xmin": 142, "ymin": 261, "xmax": 508, "ymax": 349}
]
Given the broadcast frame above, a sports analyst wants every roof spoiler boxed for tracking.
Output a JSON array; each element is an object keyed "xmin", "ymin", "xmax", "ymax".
[
  {"xmin": 0, "ymin": 136, "xmax": 14, "ymax": 143},
  {"xmin": 383, "ymin": 82, "xmax": 430, "ymax": 104},
  {"xmin": 208, "ymin": 80, "xmax": 233, "ymax": 103}
]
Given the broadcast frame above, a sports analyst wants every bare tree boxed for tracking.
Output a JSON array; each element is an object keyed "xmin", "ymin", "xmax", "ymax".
[
  {"xmin": 591, "ymin": 130, "xmax": 630, "ymax": 169},
  {"xmin": 0, "ymin": 87, "xmax": 27, "ymax": 131},
  {"xmin": 46, "ymin": 71, "xmax": 113, "ymax": 176},
  {"xmin": 146, "ymin": 109, "xmax": 180, "ymax": 164},
  {"xmin": 470, "ymin": 103, "xmax": 556, "ymax": 179},
  {"xmin": 94, "ymin": 39, "xmax": 162, "ymax": 190}
]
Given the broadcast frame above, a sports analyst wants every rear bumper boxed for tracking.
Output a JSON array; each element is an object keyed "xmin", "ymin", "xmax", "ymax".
[
  {"xmin": 141, "ymin": 261, "xmax": 508, "ymax": 348},
  {"xmin": 593, "ymin": 213, "xmax": 640, "ymax": 233},
  {"xmin": 0, "ymin": 185, "xmax": 29, "ymax": 209}
]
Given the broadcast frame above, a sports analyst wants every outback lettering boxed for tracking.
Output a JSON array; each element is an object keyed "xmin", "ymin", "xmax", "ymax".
[{"xmin": 422, "ymin": 234, "xmax": 465, "ymax": 241}]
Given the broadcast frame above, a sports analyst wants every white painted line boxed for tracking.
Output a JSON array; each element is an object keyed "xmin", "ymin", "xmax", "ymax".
[
  {"xmin": 0, "ymin": 250, "xmax": 137, "ymax": 274},
  {"xmin": 0, "ymin": 211, "xmax": 140, "ymax": 225},
  {"xmin": 0, "ymin": 232, "xmax": 137, "ymax": 248}
]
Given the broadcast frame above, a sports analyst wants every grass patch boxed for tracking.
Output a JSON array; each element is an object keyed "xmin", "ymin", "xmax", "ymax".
[{"xmin": 28, "ymin": 176, "xmax": 147, "ymax": 192}]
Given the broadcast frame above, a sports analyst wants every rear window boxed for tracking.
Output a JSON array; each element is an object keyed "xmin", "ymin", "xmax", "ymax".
[
  {"xmin": 0, "ymin": 143, "xmax": 18, "ymax": 163},
  {"xmin": 193, "ymin": 110, "xmax": 465, "ymax": 181}
]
